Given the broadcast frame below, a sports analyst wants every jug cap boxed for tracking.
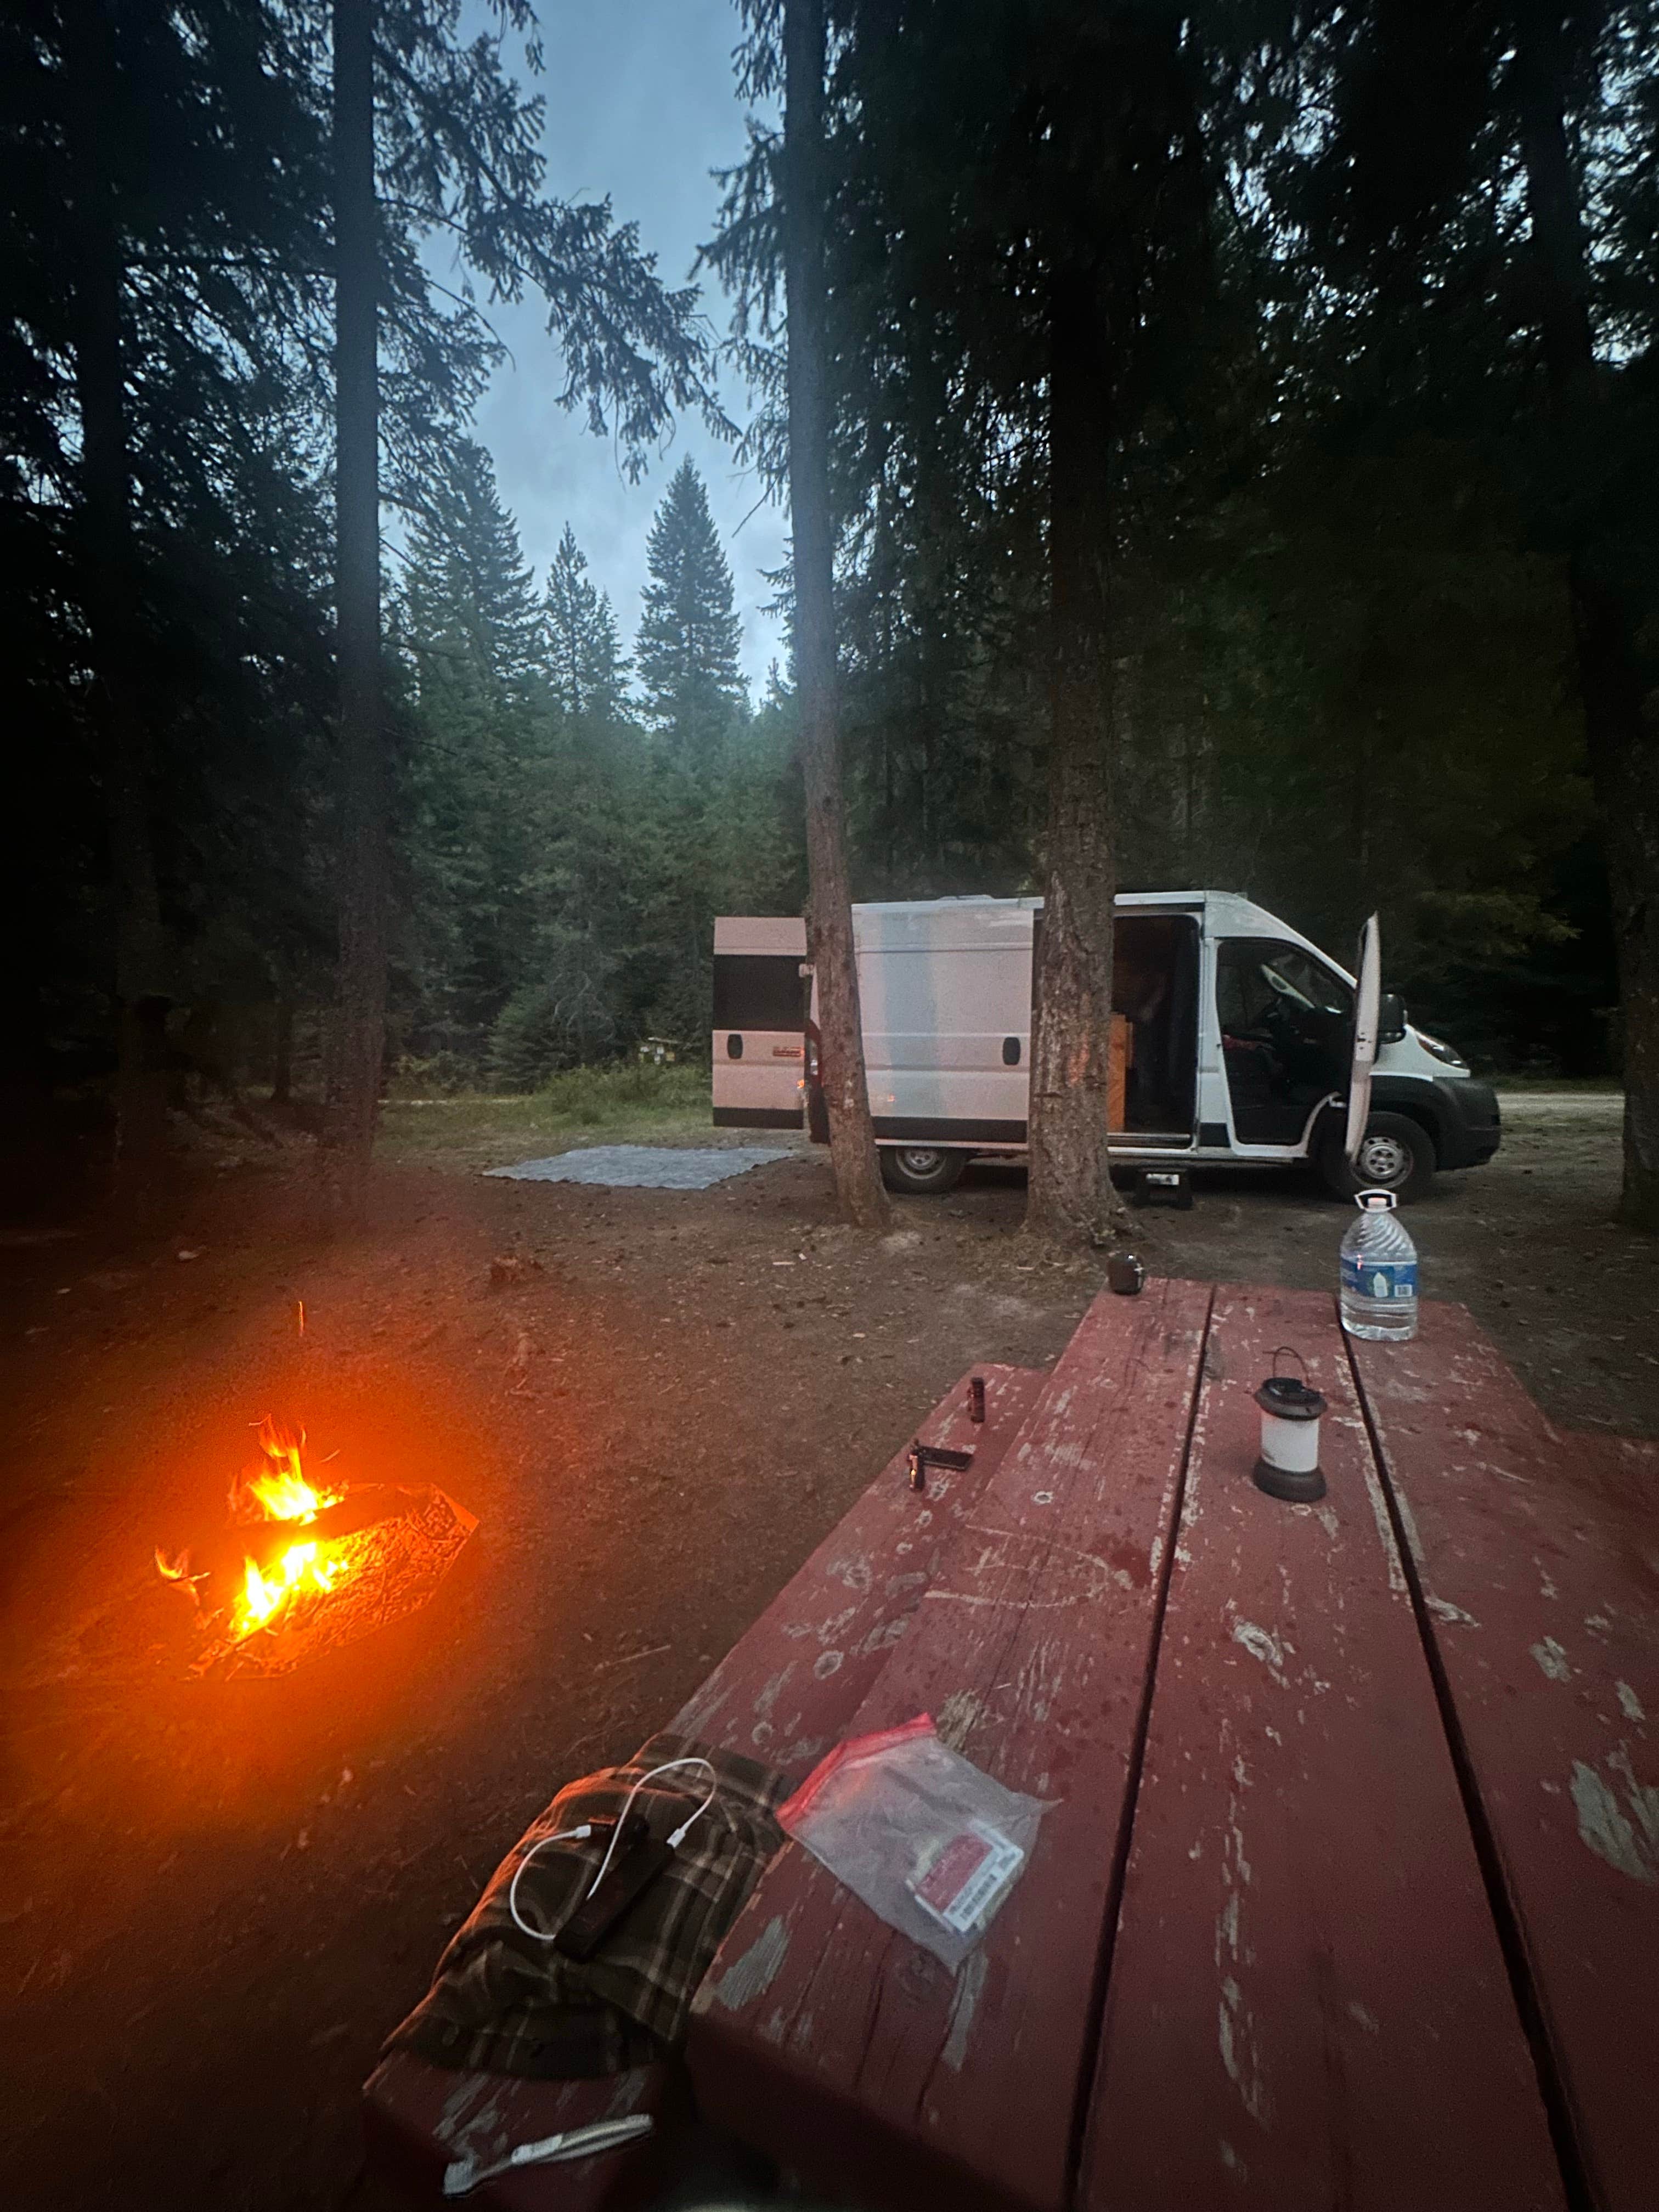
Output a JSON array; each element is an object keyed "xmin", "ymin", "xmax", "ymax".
[{"xmin": 1355, "ymin": 1188, "xmax": 1398, "ymax": 1212}]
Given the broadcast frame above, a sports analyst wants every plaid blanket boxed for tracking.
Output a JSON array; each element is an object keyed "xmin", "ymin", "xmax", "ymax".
[{"xmin": 386, "ymin": 1733, "xmax": 788, "ymax": 2079}]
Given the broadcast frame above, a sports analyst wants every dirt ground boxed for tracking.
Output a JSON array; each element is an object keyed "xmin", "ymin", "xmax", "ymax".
[{"xmin": 0, "ymin": 1092, "xmax": 1652, "ymax": 2212}]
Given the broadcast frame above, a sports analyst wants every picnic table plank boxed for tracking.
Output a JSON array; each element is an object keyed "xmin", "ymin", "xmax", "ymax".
[
  {"xmin": 673, "ymin": 1362, "xmax": 1047, "ymax": 1777},
  {"xmin": 689, "ymin": 1278, "xmax": 1214, "ymax": 2212},
  {"xmin": 1352, "ymin": 1305, "xmax": 1659, "ymax": 2212},
  {"xmin": 1080, "ymin": 1288, "xmax": 1564, "ymax": 2211},
  {"xmin": 363, "ymin": 1363, "xmax": 1042, "ymax": 2210}
]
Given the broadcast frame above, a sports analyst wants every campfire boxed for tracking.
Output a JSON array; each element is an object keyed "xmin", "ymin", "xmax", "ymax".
[{"xmin": 156, "ymin": 1414, "xmax": 476, "ymax": 1676}]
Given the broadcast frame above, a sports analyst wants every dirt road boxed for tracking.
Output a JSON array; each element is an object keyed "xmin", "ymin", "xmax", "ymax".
[{"xmin": 0, "ymin": 1090, "xmax": 1650, "ymax": 2211}]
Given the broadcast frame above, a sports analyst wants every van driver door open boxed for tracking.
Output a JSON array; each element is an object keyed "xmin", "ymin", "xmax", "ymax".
[
  {"xmin": 1215, "ymin": 936, "xmax": 1352, "ymax": 1148},
  {"xmin": 712, "ymin": 916, "xmax": 809, "ymax": 1128}
]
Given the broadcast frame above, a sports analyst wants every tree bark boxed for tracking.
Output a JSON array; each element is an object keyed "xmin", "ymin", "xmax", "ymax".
[
  {"xmin": 65, "ymin": 1, "xmax": 172, "ymax": 1200},
  {"xmin": 1026, "ymin": 267, "xmax": 1131, "ymax": 1246},
  {"xmin": 1515, "ymin": 13, "xmax": 1659, "ymax": 1229},
  {"xmin": 783, "ymin": 0, "xmax": 888, "ymax": 1229},
  {"xmin": 319, "ymin": 0, "xmax": 390, "ymax": 1215}
]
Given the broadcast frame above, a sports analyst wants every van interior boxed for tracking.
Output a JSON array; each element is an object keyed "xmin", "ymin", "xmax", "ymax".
[{"xmin": 1111, "ymin": 913, "xmax": 1200, "ymax": 1140}]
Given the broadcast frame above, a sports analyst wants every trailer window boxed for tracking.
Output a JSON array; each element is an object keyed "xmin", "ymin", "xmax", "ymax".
[{"xmin": 712, "ymin": 955, "xmax": 809, "ymax": 1031}]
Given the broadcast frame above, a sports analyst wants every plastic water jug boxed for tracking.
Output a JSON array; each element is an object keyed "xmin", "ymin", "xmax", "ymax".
[{"xmin": 1339, "ymin": 1189, "xmax": 1419, "ymax": 1341}]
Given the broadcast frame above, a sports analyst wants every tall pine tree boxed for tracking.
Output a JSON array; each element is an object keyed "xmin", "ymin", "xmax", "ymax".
[
  {"xmin": 403, "ymin": 440, "xmax": 541, "ymax": 706},
  {"xmin": 2, "ymin": 0, "xmax": 338, "ymax": 1195},
  {"xmin": 542, "ymin": 523, "xmax": 630, "ymax": 720},
  {"xmin": 397, "ymin": 439, "xmax": 543, "ymax": 1064},
  {"xmin": 635, "ymin": 458, "xmax": 747, "ymax": 761}
]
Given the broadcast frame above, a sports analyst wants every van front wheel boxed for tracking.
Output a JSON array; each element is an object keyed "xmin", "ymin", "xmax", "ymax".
[
  {"xmin": 880, "ymin": 1146, "xmax": 968, "ymax": 1195},
  {"xmin": 1318, "ymin": 1113, "xmax": 1436, "ymax": 1203}
]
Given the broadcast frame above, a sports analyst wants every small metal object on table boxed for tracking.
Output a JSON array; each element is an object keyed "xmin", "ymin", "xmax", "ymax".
[{"xmin": 906, "ymin": 1441, "xmax": 973, "ymax": 1496}]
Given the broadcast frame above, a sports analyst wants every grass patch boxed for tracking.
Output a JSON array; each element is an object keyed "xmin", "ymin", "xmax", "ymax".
[{"xmin": 379, "ymin": 1058, "xmax": 725, "ymax": 1171}]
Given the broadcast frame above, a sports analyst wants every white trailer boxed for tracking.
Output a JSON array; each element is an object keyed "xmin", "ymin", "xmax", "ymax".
[{"xmin": 712, "ymin": 893, "xmax": 1501, "ymax": 1199}]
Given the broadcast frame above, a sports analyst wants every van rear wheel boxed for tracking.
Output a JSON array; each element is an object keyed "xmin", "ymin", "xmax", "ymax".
[
  {"xmin": 880, "ymin": 1145, "xmax": 967, "ymax": 1195},
  {"xmin": 1318, "ymin": 1112, "xmax": 1436, "ymax": 1203}
]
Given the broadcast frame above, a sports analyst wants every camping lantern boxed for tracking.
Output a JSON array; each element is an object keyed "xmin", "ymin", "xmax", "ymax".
[{"xmin": 1252, "ymin": 1352, "xmax": 1327, "ymax": 1502}]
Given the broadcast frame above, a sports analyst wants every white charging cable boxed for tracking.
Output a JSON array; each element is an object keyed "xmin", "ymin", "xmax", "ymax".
[
  {"xmin": 582, "ymin": 1757, "xmax": 719, "ymax": 1901},
  {"xmin": 509, "ymin": 1824, "xmax": 597, "ymax": 1942},
  {"xmin": 505, "ymin": 1758, "xmax": 720, "ymax": 1943}
]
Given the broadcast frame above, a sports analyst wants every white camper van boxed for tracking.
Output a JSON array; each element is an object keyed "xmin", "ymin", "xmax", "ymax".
[{"xmin": 711, "ymin": 893, "xmax": 1500, "ymax": 1199}]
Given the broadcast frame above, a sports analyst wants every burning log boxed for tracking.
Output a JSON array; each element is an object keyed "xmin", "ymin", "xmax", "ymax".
[{"xmin": 156, "ymin": 1414, "xmax": 477, "ymax": 1677}]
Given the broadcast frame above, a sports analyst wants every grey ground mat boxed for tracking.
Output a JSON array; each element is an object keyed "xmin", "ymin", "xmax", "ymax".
[{"xmin": 486, "ymin": 1144, "xmax": 793, "ymax": 1189}]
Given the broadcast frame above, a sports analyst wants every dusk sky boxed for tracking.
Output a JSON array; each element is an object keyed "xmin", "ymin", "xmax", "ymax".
[{"xmin": 460, "ymin": 1, "xmax": 789, "ymax": 692}]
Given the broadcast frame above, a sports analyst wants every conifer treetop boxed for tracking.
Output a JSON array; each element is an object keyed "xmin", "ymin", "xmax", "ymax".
[
  {"xmin": 635, "ymin": 456, "xmax": 747, "ymax": 757},
  {"xmin": 543, "ymin": 522, "xmax": 631, "ymax": 720}
]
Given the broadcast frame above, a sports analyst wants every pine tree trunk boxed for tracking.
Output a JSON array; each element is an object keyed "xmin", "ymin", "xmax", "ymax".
[
  {"xmin": 783, "ymin": 0, "xmax": 888, "ymax": 1230},
  {"xmin": 65, "ymin": 2, "xmax": 172, "ymax": 1200},
  {"xmin": 319, "ymin": 0, "xmax": 389, "ymax": 1215},
  {"xmin": 1026, "ymin": 268, "xmax": 1130, "ymax": 1246},
  {"xmin": 1516, "ymin": 15, "xmax": 1659, "ymax": 1230}
]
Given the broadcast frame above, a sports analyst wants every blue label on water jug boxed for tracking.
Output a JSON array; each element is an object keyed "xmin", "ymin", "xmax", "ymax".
[{"xmin": 1342, "ymin": 1254, "xmax": 1417, "ymax": 1301}]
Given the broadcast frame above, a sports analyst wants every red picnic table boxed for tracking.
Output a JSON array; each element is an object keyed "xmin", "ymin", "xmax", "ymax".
[
  {"xmin": 365, "ymin": 1278, "xmax": 1657, "ymax": 2212},
  {"xmin": 686, "ymin": 1280, "xmax": 1658, "ymax": 2212}
]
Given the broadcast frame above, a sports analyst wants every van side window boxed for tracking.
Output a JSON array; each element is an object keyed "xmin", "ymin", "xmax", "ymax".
[{"xmin": 1217, "ymin": 941, "xmax": 1352, "ymax": 1032}]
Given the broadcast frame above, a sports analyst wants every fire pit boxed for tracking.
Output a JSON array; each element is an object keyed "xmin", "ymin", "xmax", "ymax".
[{"xmin": 156, "ymin": 1415, "xmax": 477, "ymax": 1677}]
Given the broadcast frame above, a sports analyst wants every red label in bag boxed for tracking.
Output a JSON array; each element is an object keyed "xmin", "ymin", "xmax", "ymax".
[{"xmin": 910, "ymin": 1821, "xmax": 1025, "ymax": 1934}]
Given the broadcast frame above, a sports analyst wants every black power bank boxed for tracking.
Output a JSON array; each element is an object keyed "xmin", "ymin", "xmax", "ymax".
[{"xmin": 553, "ymin": 1835, "xmax": 675, "ymax": 1961}]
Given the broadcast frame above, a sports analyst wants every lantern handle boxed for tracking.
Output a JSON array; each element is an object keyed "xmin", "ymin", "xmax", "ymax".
[{"xmin": 1270, "ymin": 1346, "xmax": 1307, "ymax": 1384}]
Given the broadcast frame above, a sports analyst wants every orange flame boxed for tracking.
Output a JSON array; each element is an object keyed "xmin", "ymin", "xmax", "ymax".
[
  {"xmin": 225, "ymin": 1417, "xmax": 352, "ymax": 1636},
  {"xmin": 229, "ymin": 1415, "xmax": 342, "ymax": 1526},
  {"xmin": 234, "ymin": 1539, "xmax": 343, "ymax": 1639},
  {"xmin": 243, "ymin": 1466, "xmax": 326, "ymax": 1521},
  {"xmin": 159, "ymin": 1412, "xmax": 358, "ymax": 1646}
]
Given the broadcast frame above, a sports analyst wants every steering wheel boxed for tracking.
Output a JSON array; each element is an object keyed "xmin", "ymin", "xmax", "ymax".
[{"xmin": 1259, "ymin": 963, "xmax": 1317, "ymax": 1013}]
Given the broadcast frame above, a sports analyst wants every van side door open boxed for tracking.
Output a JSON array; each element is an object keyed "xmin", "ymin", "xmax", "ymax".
[
  {"xmin": 1028, "ymin": 909, "xmax": 1201, "ymax": 1141},
  {"xmin": 1112, "ymin": 913, "xmax": 1201, "ymax": 1141}
]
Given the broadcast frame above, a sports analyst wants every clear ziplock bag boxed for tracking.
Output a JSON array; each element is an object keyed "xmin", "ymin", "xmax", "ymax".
[{"xmin": 777, "ymin": 1714, "xmax": 1053, "ymax": 1970}]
